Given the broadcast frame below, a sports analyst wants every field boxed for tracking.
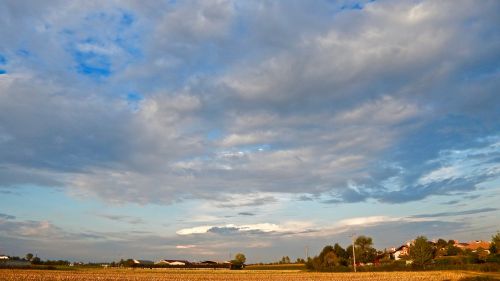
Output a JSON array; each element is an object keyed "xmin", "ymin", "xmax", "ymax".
[{"xmin": 0, "ymin": 269, "xmax": 498, "ymax": 281}]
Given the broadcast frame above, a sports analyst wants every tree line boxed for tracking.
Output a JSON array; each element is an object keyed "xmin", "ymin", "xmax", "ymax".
[{"xmin": 305, "ymin": 232, "xmax": 500, "ymax": 271}]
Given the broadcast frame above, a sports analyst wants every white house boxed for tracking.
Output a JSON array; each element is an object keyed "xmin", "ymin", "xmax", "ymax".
[
  {"xmin": 155, "ymin": 259, "xmax": 189, "ymax": 266},
  {"xmin": 169, "ymin": 261, "xmax": 186, "ymax": 266},
  {"xmin": 133, "ymin": 259, "xmax": 154, "ymax": 266},
  {"xmin": 392, "ymin": 245, "xmax": 410, "ymax": 260},
  {"xmin": 0, "ymin": 255, "xmax": 9, "ymax": 260}
]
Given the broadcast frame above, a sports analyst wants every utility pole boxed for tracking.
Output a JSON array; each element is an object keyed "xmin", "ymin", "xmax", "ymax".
[
  {"xmin": 305, "ymin": 246, "xmax": 309, "ymax": 260},
  {"xmin": 350, "ymin": 233, "xmax": 357, "ymax": 272}
]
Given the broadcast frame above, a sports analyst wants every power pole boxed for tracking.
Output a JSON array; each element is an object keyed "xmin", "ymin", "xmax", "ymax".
[
  {"xmin": 305, "ymin": 246, "xmax": 309, "ymax": 260},
  {"xmin": 350, "ymin": 233, "xmax": 357, "ymax": 272}
]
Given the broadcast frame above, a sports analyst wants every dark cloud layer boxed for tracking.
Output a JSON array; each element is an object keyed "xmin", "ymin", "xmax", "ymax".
[
  {"xmin": 411, "ymin": 208, "xmax": 498, "ymax": 219},
  {"xmin": 0, "ymin": 0, "xmax": 499, "ymax": 206}
]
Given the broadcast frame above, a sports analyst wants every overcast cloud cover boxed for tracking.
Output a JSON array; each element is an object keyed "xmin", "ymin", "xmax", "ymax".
[{"xmin": 0, "ymin": 0, "xmax": 499, "ymax": 262}]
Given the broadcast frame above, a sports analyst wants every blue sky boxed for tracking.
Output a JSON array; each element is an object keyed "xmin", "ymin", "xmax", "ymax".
[{"xmin": 0, "ymin": 0, "xmax": 499, "ymax": 263}]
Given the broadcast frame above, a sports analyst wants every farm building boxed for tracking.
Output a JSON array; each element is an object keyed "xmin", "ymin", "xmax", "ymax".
[
  {"xmin": 155, "ymin": 259, "xmax": 190, "ymax": 266},
  {"xmin": 132, "ymin": 260, "xmax": 154, "ymax": 266},
  {"xmin": 199, "ymin": 260, "xmax": 218, "ymax": 265}
]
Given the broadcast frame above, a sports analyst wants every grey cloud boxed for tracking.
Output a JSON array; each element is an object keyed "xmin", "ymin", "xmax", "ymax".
[
  {"xmin": 0, "ymin": 0, "xmax": 498, "ymax": 206},
  {"xmin": 207, "ymin": 226, "xmax": 240, "ymax": 235},
  {"xmin": 238, "ymin": 212, "xmax": 255, "ymax": 216},
  {"xmin": 99, "ymin": 214, "xmax": 145, "ymax": 225},
  {"xmin": 0, "ymin": 213, "xmax": 15, "ymax": 220},
  {"xmin": 215, "ymin": 196, "xmax": 277, "ymax": 208},
  {"xmin": 411, "ymin": 208, "xmax": 498, "ymax": 219}
]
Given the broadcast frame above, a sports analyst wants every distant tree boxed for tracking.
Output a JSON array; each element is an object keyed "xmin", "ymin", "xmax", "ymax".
[
  {"xmin": 490, "ymin": 244, "xmax": 498, "ymax": 255},
  {"xmin": 447, "ymin": 239, "xmax": 456, "ymax": 246},
  {"xmin": 31, "ymin": 257, "xmax": 42, "ymax": 265},
  {"xmin": 446, "ymin": 245, "xmax": 461, "ymax": 256},
  {"xmin": 491, "ymin": 232, "xmax": 500, "ymax": 255},
  {"xmin": 333, "ymin": 243, "xmax": 348, "ymax": 260},
  {"xmin": 25, "ymin": 253, "xmax": 34, "ymax": 261},
  {"xmin": 318, "ymin": 245, "xmax": 334, "ymax": 263},
  {"xmin": 410, "ymin": 236, "xmax": 433, "ymax": 267},
  {"xmin": 124, "ymin": 259, "xmax": 136, "ymax": 267},
  {"xmin": 355, "ymin": 236, "xmax": 377, "ymax": 263},
  {"xmin": 279, "ymin": 256, "xmax": 291, "ymax": 264},
  {"xmin": 295, "ymin": 258, "xmax": 305, "ymax": 263},
  {"xmin": 436, "ymin": 239, "xmax": 448, "ymax": 249},
  {"xmin": 306, "ymin": 256, "xmax": 322, "ymax": 270},
  {"xmin": 233, "ymin": 253, "xmax": 246, "ymax": 265},
  {"xmin": 306, "ymin": 244, "xmax": 345, "ymax": 270},
  {"xmin": 333, "ymin": 243, "xmax": 348, "ymax": 266},
  {"xmin": 323, "ymin": 252, "xmax": 340, "ymax": 267}
]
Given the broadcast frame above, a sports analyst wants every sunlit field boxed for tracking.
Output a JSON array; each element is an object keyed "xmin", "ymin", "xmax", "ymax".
[{"xmin": 0, "ymin": 269, "xmax": 498, "ymax": 281}]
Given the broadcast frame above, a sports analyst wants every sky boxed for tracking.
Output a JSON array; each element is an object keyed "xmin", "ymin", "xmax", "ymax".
[{"xmin": 0, "ymin": 0, "xmax": 499, "ymax": 263}]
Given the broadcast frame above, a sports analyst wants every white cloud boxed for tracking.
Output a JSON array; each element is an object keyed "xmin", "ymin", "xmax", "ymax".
[
  {"xmin": 176, "ymin": 221, "xmax": 314, "ymax": 236},
  {"xmin": 220, "ymin": 131, "xmax": 276, "ymax": 147},
  {"xmin": 418, "ymin": 138, "xmax": 500, "ymax": 185},
  {"xmin": 176, "ymin": 226, "xmax": 212, "ymax": 235},
  {"xmin": 176, "ymin": 244, "xmax": 196, "ymax": 249}
]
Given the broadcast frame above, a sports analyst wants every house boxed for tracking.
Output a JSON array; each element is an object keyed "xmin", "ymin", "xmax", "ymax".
[
  {"xmin": 392, "ymin": 244, "xmax": 410, "ymax": 260},
  {"xmin": 133, "ymin": 259, "xmax": 154, "ymax": 266},
  {"xmin": 155, "ymin": 259, "xmax": 190, "ymax": 266},
  {"xmin": 199, "ymin": 260, "xmax": 218, "ymax": 265},
  {"xmin": 0, "ymin": 259, "xmax": 31, "ymax": 267},
  {"xmin": 0, "ymin": 255, "xmax": 9, "ymax": 260},
  {"xmin": 455, "ymin": 240, "xmax": 491, "ymax": 253}
]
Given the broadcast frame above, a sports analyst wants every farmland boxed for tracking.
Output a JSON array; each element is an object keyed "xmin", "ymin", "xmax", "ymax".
[{"xmin": 0, "ymin": 269, "xmax": 498, "ymax": 281}]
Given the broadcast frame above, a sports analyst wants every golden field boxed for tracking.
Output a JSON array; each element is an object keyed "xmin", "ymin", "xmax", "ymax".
[{"xmin": 0, "ymin": 269, "xmax": 498, "ymax": 281}]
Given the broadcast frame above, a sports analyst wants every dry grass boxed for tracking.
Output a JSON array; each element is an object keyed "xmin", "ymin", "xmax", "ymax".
[{"xmin": 0, "ymin": 269, "xmax": 496, "ymax": 281}]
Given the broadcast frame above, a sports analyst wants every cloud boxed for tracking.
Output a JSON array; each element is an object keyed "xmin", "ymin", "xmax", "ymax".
[
  {"xmin": 98, "ymin": 214, "xmax": 145, "ymax": 225},
  {"xmin": 0, "ymin": 0, "xmax": 498, "ymax": 209},
  {"xmin": 215, "ymin": 195, "xmax": 278, "ymax": 208},
  {"xmin": 176, "ymin": 245, "xmax": 196, "ymax": 249},
  {"xmin": 411, "ymin": 208, "xmax": 498, "ymax": 219},
  {"xmin": 238, "ymin": 212, "xmax": 255, "ymax": 216},
  {"xmin": 0, "ymin": 213, "xmax": 15, "ymax": 220},
  {"xmin": 176, "ymin": 221, "xmax": 314, "ymax": 236}
]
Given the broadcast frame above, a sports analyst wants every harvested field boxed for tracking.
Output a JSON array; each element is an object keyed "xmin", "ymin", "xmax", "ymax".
[{"xmin": 0, "ymin": 269, "xmax": 498, "ymax": 281}]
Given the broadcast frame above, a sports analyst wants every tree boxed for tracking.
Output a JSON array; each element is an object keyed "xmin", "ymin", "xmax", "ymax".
[
  {"xmin": 490, "ymin": 231, "xmax": 500, "ymax": 255},
  {"xmin": 446, "ymin": 245, "xmax": 461, "ymax": 256},
  {"xmin": 25, "ymin": 253, "xmax": 34, "ymax": 261},
  {"xmin": 410, "ymin": 236, "xmax": 433, "ymax": 267},
  {"xmin": 233, "ymin": 253, "xmax": 246, "ymax": 265},
  {"xmin": 279, "ymin": 256, "xmax": 291, "ymax": 264},
  {"xmin": 436, "ymin": 239, "xmax": 447, "ymax": 249},
  {"xmin": 306, "ymin": 244, "xmax": 348, "ymax": 270},
  {"xmin": 333, "ymin": 243, "xmax": 348, "ymax": 266},
  {"xmin": 124, "ymin": 259, "xmax": 136, "ymax": 267},
  {"xmin": 333, "ymin": 243, "xmax": 348, "ymax": 260},
  {"xmin": 355, "ymin": 236, "xmax": 377, "ymax": 263},
  {"xmin": 296, "ymin": 258, "xmax": 305, "ymax": 263},
  {"xmin": 318, "ymin": 245, "xmax": 334, "ymax": 263},
  {"xmin": 323, "ymin": 252, "xmax": 340, "ymax": 267},
  {"xmin": 31, "ymin": 257, "xmax": 41, "ymax": 265}
]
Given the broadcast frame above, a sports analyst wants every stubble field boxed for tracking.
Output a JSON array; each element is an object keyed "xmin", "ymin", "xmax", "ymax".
[{"xmin": 0, "ymin": 269, "xmax": 497, "ymax": 281}]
